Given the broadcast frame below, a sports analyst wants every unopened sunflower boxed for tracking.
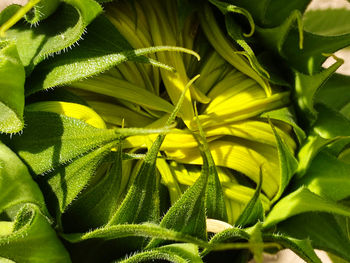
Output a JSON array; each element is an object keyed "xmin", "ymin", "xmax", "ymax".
[{"xmin": 1, "ymin": 0, "xmax": 350, "ymax": 262}]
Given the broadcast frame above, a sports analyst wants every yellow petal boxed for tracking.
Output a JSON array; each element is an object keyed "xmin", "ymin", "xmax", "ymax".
[{"xmin": 26, "ymin": 101, "xmax": 106, "ymax": 129}]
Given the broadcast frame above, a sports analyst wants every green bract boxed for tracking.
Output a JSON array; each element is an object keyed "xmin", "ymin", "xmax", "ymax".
[{"xmin": 0, "ymin": 0, "xmax": 350, "ymax": 262}]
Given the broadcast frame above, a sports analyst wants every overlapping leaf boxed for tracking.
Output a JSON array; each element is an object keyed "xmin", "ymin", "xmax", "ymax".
[{"xmin": 0, "ymin": 40, "xmax": 25, "ymax": 133}]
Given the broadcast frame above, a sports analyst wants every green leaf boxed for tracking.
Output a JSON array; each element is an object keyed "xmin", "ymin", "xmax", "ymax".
[
  {"xmin": 62, "ymin": 147, "xmax": 123, "ymax": 231},
  {"xmin": 0, "ymin": 204, "xmax": 71, "ymax": 263},
  {"xmin": 116, "ymin": 243, "xmax": 203, "ymax": 263},
  {"xmin": 235, "ymin": 171, "xmax": 264, "ymax": 227},
  {"xmin": 270, "ymin": 120, "xmax": 298, "ymax": 203},
  {"xmin": 304, "ymin": 8, "xmax": 350, "ymax": 36},
  {"xmin": 315, "ymin": 73, "xmax": 350, "ymax": 113},
  {"xmin": 8, "ymin": 110, "xmax": 120, "ymax": 175},
  {"xmin": 201, "ymin": 226, "xmax": 250, "ymax": 256},
  {"xmin": 263, "ymin": 187, "xmax": 350, "ymax": 229},
  {"xmin": 62, "ymin": 223, "xmax": 208, "ymax": 248},
  {"xmin": 38, "ymin": 141, "xmax": 115, "ymax": 220},
  {"xmin": 313, "ymin": 103, "xmax": 350, "ymax": 139},
  {"xmin": 26, "ymin": 14, "xmax": 198, "ymax": 96},
  {"xmin": 0, "ymin": 142, "xmax": 46, "ymax": 214},
  {"xmin": 24, "ymin": 0, "xmax": 60, "ymax": 24},
  {"xmin": 0, "ymin": 40, "xmax": 25, "ymax": 133},
  {"xmin": 146, "ymin": 152, "xmax": 208, "ymax": 248},
  {"xmin": 6, "ymin": 0, "xmax": 102, "ymax": 74},
  {"xmin": 263, "ymin": 233, "xmax": 322, "ymax": 263},
  {"xmin": 294, "ymin": 152, "xmax": 350, "ymax": 201},
  {"xmin": 229, "ymin": 0, "xmax": 310, "ymax": 27},
  {"xmin": 276, "ymin": 213, "xmax": 350, "ymax": 262},
  {"xmin": 294, "ymin": 58, "xmax": 343, "ymax": 121}
]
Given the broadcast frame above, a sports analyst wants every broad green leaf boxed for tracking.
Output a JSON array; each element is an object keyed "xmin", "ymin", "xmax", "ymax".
[
  {"xmin": 235, "ymin": 171, "xmax": 264, "ymax": 227},
  {"xmin": 229, "ymin": 0, "xmax": 310, "ymax": 27},
  {"xmin": 6, "ymin": 0, "xmax": 102, "ymax": 74},
  {"xmin": 263, "ymin": 187, "xmax": 350, "ymax": 229},
  {"xmin": 294, "ymin": 57, "xmax": 343, "ymax": 121},
  {"xmin": 0, "ymin": 142, "xmax": 45, "ymax": 214},
  {"xmin": 9, "ymin": 110, "xmax": 120, "ymax": 175},
  {"xmin": 294, "ymin": 152, "xmax": 350, "ymax": 201},
  {"xmin": 116, "ymin": 243, "xmax": 203, "ymax": 263},
  {"xmin": 62, "ymin": 223, "xmax": 208, "ymax": 248},
  {"xmin": 0, "ymin": 204, "xmax": 71, "ymax": 263},
  {"xmin": 0, "ymin": 40, "xmax": 25, "ymax": 133},
  {"xmin": 304, "ymin": 8, "xmax": 350, "ymax": 36},
  {"xmin": 270, "ymin": 121, "xmax": 298, "ymax": 203},
  {"xmin": 263, "ymin": 233, "xmax": 322, "ymax": 263},
  {"xmin": 37, "ymin": 141, "xmax": 115, "ymax": 219},
  {"xmin": 62, "ymin": 148, "xmax": 123, "ymax": 231},
  {"xmin": 276, "ymin": 213, "xmax": 350, "ymax": 262}
]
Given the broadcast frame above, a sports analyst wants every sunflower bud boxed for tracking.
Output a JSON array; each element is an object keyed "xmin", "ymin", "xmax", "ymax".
[{"xmin": 68, "ymin": 0, "xmax": 298, "ymax": 224}]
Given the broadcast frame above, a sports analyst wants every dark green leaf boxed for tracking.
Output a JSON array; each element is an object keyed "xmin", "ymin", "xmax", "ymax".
[
  {"xmin": 235, "ymin": 171, "xmax": 264, "ymax": 227},
  {"xmin": 269, "ymin": 120, "xmax": 298, "ymax": 203},
  {"xmin": 38, "ymin": 141, "xmax": 116, "ymax": 219}
]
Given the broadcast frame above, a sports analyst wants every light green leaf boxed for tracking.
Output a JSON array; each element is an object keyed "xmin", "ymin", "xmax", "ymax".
[
  {"xmin": 0, "ymin": 40, "xmax": 25, "ymax": 134},
  {"xmin": 277, "ymin": 213, "xmax": 350, "ymax": 262},
  {"xmin": 0, "ymin": 204, "xmax": 71, "ymax": 263},
  {"xmin": 9, "ymin": 111, "xmax": 120, "ymax": 175},
  {"xmin": 294, "ymin": 152, "xmax": 350, "ymax": 201},
  {"xmin": 263, "ymin": 233, "xmax": 322, "ymax": 263},
  {"xmin": 263, "ymin": 187, "xmax": 350, "ymax": 229},
  {"xmin": 24, "ymin": 0, "xmax": 60, "ymax": 24},
  {"xmin": 6, "ymin": 0, "xmax": 102, "ymax": 74},
  {"xmin": 0, "ymin": 142, "xmax": 45, "ymax": 214},
  {"xmin": 304, "ymin": 8, "xmax": 350, "ymax": 36}
]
